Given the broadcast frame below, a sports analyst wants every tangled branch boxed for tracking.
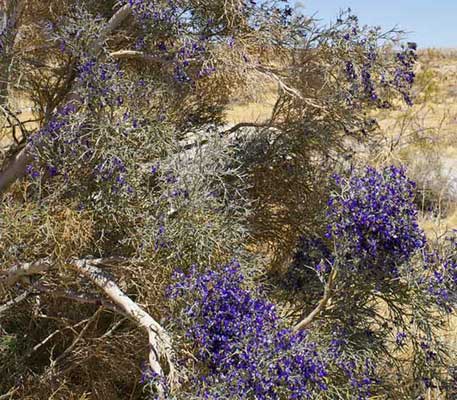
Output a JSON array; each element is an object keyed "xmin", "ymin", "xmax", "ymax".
[{"xmin": 0, "ymin": 257, "xmax": 177, "ymax": 397}]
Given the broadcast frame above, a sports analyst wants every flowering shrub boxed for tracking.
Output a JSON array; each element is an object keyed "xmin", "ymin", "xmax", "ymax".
[
  {"xmin": 287, "ymin": 165, "xmax": 426, "ymax": 296},
  {"xmin": 282, "ymin": 165, "xmax": 454, "ymax": 398},
  {"xmin": 333, "ymin": 12, "xmax": 417, "ymax": 108},
  {"xmin": 0, "ymin": 1, "xmax": 454, "ymax": 399}
]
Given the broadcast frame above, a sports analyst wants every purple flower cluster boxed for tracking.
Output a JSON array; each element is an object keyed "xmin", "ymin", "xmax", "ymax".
[
  {"xmin": 119, "ymin": 0, "xmax": 216, "ymax": 84},
  {"xmin": 123, "ymin": 0, "xmax": 177, "ymax": 24},
  {"xmin": 153, "ymin": 224, "xmax": 169, "ymax": 251},
  {"xmin": 77, "ymin": 59, "xmax": 124, "ymax": 108},
  {"xmin": 328, "ymin": 333, "xmax": 379, "ymax": 398},
  {"xmin": 93, "ymin": 155, "xmax": 133, "ymax": 194},
  {"xmin": 168, "ymin": 261, "xmax": 329, "ymax": 399},
  {"xmin": 422, "ymin": 237, "xmax": 457, "ymax": 312},
  {"xmin": 326, "ymin": 166, "xmax": 425, "ymax": 275},
  {"xmin": 26, "ymin": 58, "xmax": 137, "ymax": 196},
  {"xmin": 396, "ymin": 332, "xmax": 407, "ymax": 347},
  {"xmin": 361, "ymin": 64, "xmax": 378, "ymax": 101},
  {"xmin": 173, "ymin": 40, "xmax": 208, "ymax": 83},
  {"xmin": 26, "ymin": 103, "xmax": 77, "ymax": 180},
  {"xmin": 394, "ymin": 49, "xmax": 417, "ymax": 106},
  {"xmin": 338, "ymin": 11, "xmax": 417, "ymax": 108}
]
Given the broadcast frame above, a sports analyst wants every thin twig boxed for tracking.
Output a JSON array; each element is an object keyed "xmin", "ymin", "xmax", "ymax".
[
  {"xmin": 48, "ymin": 308, "xmax": 101, "ymax": 369},
  {"xmin": 0, "ymin": 387, "xmax": 19, "ymax": 400},
  {"xmin": 28, "ymin": 316, "xmax": 93, "ymax": 357}
]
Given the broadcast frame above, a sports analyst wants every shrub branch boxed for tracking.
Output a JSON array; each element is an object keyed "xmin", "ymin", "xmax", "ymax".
[
  {"xmin": 293, "ymin": 267, "xmax": 337, "ymax": 332},
  {"xmin": 1, "ymin": 256, "xmax": 177, "ymax": 397}
]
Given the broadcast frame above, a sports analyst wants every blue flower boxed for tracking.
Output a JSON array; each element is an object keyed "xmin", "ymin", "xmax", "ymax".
[{"xmin": 168, "ymin": 262, "xmax": 329, "ymax": 399}]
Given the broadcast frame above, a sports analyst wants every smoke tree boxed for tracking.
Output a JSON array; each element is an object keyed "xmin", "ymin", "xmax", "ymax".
[{"xmin": 0, "ymin": 0, "xmax": 454, "ymax": 399}]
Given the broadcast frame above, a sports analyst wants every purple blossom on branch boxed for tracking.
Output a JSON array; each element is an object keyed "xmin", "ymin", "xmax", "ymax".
[
  {"xmin": 326, "ymin": 166, "xmax": 425, "ymax": 276},
  {"xmin": 168, "ymin": 261, "xmax": 330, "ymax": 399}
]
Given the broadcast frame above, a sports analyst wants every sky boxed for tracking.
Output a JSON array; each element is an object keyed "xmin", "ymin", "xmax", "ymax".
[{"xmin": 293, "ymin": 0, "xmax": 457, "ymax": 49}]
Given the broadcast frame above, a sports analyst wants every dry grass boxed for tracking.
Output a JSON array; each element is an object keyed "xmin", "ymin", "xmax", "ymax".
[{"xmin": 224, "ymin": 87, "xmax": 277, "ymax": 124}]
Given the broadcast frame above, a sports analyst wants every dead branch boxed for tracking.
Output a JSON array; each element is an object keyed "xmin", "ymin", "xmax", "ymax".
[
  {"xmin": 0, "ymin": 258, "xmax": 51, "ymax": 287},
  {"xmin": 0, "ymin": 387, "xmax": 19, "ymax": 400},
  {"xmin": 110, "ymin": 49, "xmax": 170, "ymax": 63},
  {"xmin": 69, "ymin": 258, "xmax": 177, "ymax": 396},
  {"xmin": 93, "ymin": 4, "xmax": 132, "ymax": 54},
  {"xmin": 1, "ymin": 256, "xmax": 177, "ymax": 396},
  {"xmin": 255, "ymin": 65, "xmax": 305, "ymax": 100},
  {"xmin": 34, "ymin": 283, "xmax": 124, "ymax": 315},
  {"xmin": 221, "ymin": 121, "xmax": 272, "ymax": 135}
]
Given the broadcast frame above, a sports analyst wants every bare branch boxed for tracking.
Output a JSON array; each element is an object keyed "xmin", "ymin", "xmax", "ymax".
[
  {"xmin": 0, "ymin": 287, "xmax": 33, "ymax": 316},
  {"xmin": 0, "ymin": 387, "xmax": 19, "ymax": 400},
  {"xmin": 255, "ymin": 65, "xmax": 304, "ymax": 100},
  {"xmin": 94, "ymin": 4, "xmax": 132, "ymax": 54},
  {"xmin": 1, "ymin": 256, "xmax": 177, "ymax": 395},
  {"xmin": 0, "ymin": 143, "xmax": 31, "ymax": 191},
  {"xmin": 110, "ymin": 50, "xmax": 169, "ymax": 63},
  {"xmin": 34, "ymin": 283, "xmax": 124, "ymax": 315},
  {"xmin": 293, "ymin": 267, "xmax": 337, "ymax": 332},
  {"xmin": 28, "ymin": 314, "xmax": 95, "ymax": 356},
  {"xmin": 70, "ymin": 258, "xmax": 177, "ymax": 396},
  {"xmin": 221, "ymin": 122, "xmax": 271, "ymax": 135}
]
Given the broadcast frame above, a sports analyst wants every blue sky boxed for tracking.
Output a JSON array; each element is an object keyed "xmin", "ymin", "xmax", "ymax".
[{"xmin": 293, "ymin": 0, "xmax": 457, "ymax": 48}]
